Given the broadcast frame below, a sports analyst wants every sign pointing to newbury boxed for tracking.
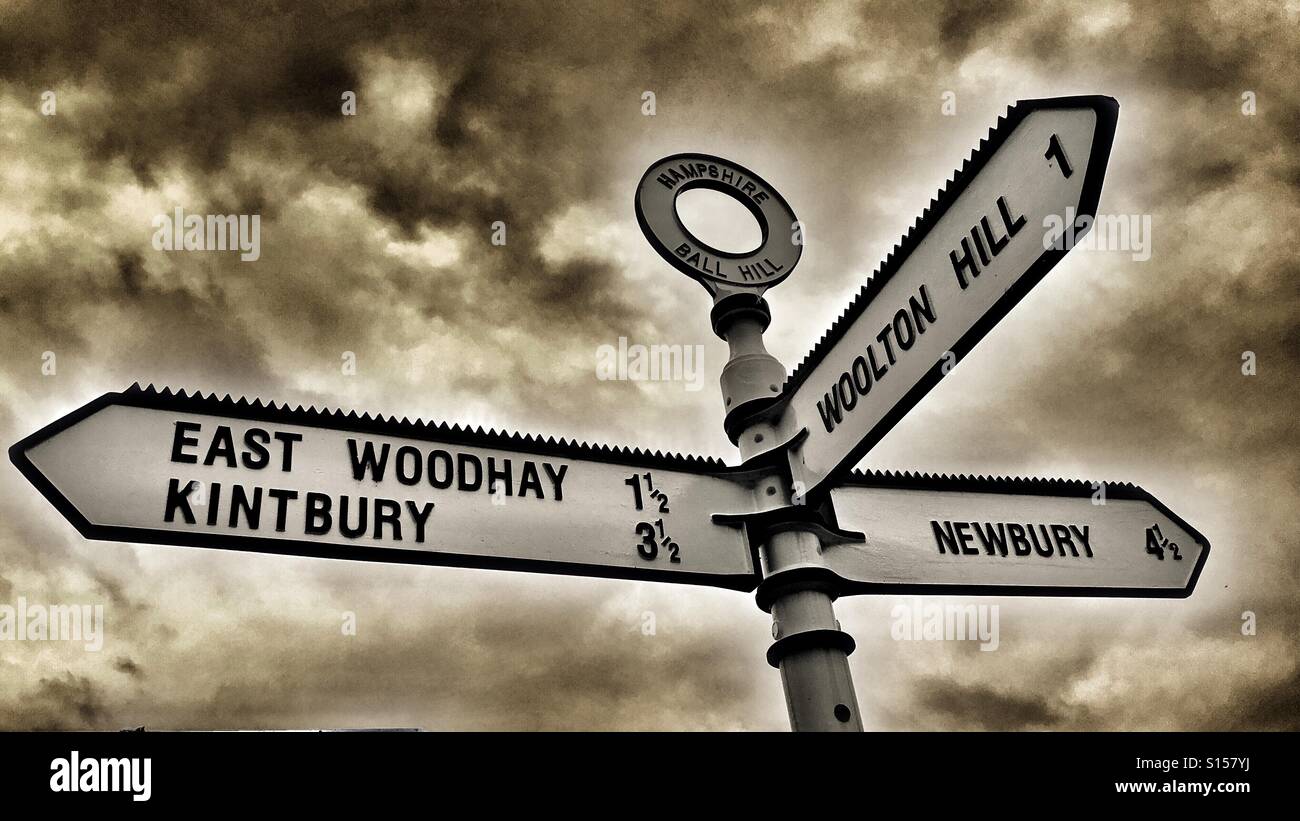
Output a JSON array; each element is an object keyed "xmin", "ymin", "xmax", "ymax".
[
  {"xmin": 10, "ymin": 385, "xmax": 761, "ymax": 590},
  {"xmin": 781, "ymin": 96, "xmax": 1119, "ymax": 496},
  {"xmin": 826, "ymin": 472, "xmax": 1209, "ymax": 597}
]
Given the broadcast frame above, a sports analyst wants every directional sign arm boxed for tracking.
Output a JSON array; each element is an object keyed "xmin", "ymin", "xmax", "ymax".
[
  {"xmin": 824, "ymin": 470, "xmax": 1209, "ymax": 597},
  {"xmin": 10, "ymin": 385, "xmax": 762, "ymax": 591},
  {"xmin": 782, "ymin": 96, "xmax": 1119, "ymax": 496}
]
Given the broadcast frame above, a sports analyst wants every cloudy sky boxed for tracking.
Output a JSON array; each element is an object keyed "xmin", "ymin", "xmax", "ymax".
[{"xmin": 0, "ymin": 0, "xmax": 1296, "ymax": 730}]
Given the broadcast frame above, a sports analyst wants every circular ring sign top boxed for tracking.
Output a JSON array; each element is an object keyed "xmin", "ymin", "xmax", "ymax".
[{"xmin": 635, "ymin": 153, "xmax": 801, "ymax": 292}]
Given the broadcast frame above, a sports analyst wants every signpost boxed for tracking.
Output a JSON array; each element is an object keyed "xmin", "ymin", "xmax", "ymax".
[{"xmin": 9, "ymin": 94, "xmax": 1211, "ymax": 732}]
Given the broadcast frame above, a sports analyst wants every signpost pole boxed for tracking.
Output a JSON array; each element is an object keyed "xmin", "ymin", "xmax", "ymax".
[
  {"xmin": 761, "ymin": 530, "xmax": 862, "ymax": 731},
  {"xmin": 712, "ymin": 294, "xmax": 862, "ymax": 732}
]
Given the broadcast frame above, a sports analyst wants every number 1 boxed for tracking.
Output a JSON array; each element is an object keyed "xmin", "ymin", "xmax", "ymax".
[{"xmin": 1045, "ymin": 133, "xmax": 1073, "ymax": 178}]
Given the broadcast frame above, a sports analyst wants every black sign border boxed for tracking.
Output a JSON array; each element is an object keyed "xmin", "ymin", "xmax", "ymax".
[
  {"xmin": 826, "ymin": 469, "xmax": 1211, "ymax": 598},
  {"xmin": 8, "ymin": 385, "xmax": 762, "ymax": 592}
]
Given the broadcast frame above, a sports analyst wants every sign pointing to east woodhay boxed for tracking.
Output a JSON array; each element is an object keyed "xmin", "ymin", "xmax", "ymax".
[{"xmin": 10, "ymin": 385, "xmax": 761, "ymax": 590}]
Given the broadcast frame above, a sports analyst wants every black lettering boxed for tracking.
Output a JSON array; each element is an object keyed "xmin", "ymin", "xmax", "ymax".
[
  {"xmin": 204, "ymin": 425, "xmax": 237, "ymax": 467},
  {"xmin": 241, "ymin": 428, "xmax": 270, "ymax": 469},
  {"xmin": 1051, "ymin": 524, "xmax": 1077, "ymax": 556},
  {"xmin": 458, "ymin": 453, "xmax": 482, "ymax": 491},
  {"xmin": 955, "ymin": 522, "xmax": 978, "ymax": 554},
  {"xmin": 487, "ymin": 457, "xmax": 513, "ymax": 497},
  {"xmin": 817, "ymin": 389, "xmax": 843, "ymax": 433},
  {"xmin": 1008, "ymin": 523, "xmax": 1032, "ymax": 556},
  {"xmin": 206, "ymin": 482, "xmax": 222, "ymax": 526},
  {"xmin": 267, "ymin": 488, "xmax": 298, "ymax": 532},
  {"xmin": 950, "ymin": 237, "xmax": 979, "ymax": 289},
  {"xmin": 373, "ymin": 498, "xmax": 402, "ymax": 540},
  {"xmin": 518, "ymin": 461, "xmax": 544, "ymax": 499},
  {"xmin": 348, "ymin": 439, "xmax": 390, "ymax": 481},
  {"xmin": 997, "ymin": 195, "xmax": 1026, "ymax": 237},
  {"xmin": 273, "ymin": 433, "xmax": 302, "ymax": 470},
  {"xmin": 867, "ymin": 343, "xmax": 889, "ymax": 380},
  {"xmin": 837, "ymin": 373, "xmax": 857, "ymax": 411},
  {"xmin": 428, "ymin": 450, "xmax": 454, "ymax": 488},
  {"xmin": 980, "ymin": 215, "xmax": 1009, "ymax": 257},
  {"xmin": 228, "ymin": 484, "xmax": 262, "ymax": 529},
  {"xmin": 876, "ymin": 324, "xmax": 898, "ymax": 365},
  {"xmin": 1031, "ymin": 524, "xmax": 1054, "ymax": 557},
  {"xmin": 892, "ymin": 308, "xmax": 916, "ymax": 350},
  {"xmin": 543, "ymin": 463, "xmax": 567, "ymax": 501},
  {"xmin": 164, "ymin": 478, "xmax": 196, "ymax": 524},
  {"xmin": 171, "ymin": 421, "xmax": 201, "ymax": 464},
  {"xmin": 974, "ymin": 522, "xmax": 1008, "ymax": 556},
  {"xmin": 406, "ymin": 500, "xmax": 434, "ymax": 542},
  {"xmin": 1070, "ymin": 524, "xmax": 1092, "ymax": 557},
  {"xmin": 1044, "ymin": 134, "xmax": 1073, "ymax": 178},
  {"xmin": 339, "ymin": 495, "xmax": 367, "ymax": 538},
  {"xmin": 969, "ymin": 225, "xmax": 991, "ymax": 267},
  {"xmin": 932, "ymin": 520, "xmax": 960, "ymax": 555},
  {"xmin": 909, "ymin": 284, "xmax": 937, "ymax": 334},
  {"xmin": 305, "ymin": 493, "xmax": 332, "ymax": 534},
  {"xmin": 395, "ymin": 446, "xmax": 422, "ymax": 485},
  {"xmin": 851, "ymin": 356, "xmax": 871, "ymax": 395}
]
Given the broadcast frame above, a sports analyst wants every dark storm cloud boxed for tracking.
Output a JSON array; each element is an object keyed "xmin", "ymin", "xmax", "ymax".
[
  {"xmin": 1006, "ymin": 255, "xmax": 1300, "ymax": 469},
  {"xmin": 914, "ymin": 676, "xmax": 1064, "ymax": 730},
  {"xmin": 0, "ymin": 3, "xmax": 363, "ymax": 174},
  {"xmin": 0, "ymin": 2, "xmax": 757, "ymax": 442},
  {"xmin": 91, "ymin": 567, "xmax": 147, "ymax": 615},
  {"xmin": 0, "ymin": 673, "xmax": 110, "ymax": 731},
  {"xmin": 0, "ymin": 0, "xmax": 1001, "ymax": 419},
  {"xmin": 114, "ymin": 656, "xmax": 144, "ymax": 679},
  {"xmin": 937, "ymin": 0, "xmax": 1023, "ymax": 55},
  {"xmin": 1232, "ymin": 667, "xmax": 1300, "ymax": 731},
  {"xmin": 129, "ymin": 584, "xmax": 769, "ymax": 731}
]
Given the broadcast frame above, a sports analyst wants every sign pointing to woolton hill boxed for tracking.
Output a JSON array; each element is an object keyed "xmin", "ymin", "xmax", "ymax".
[
  {"xmin": 782, "ymin": 96, "xmax": 1119, "ymax": 496},
  {"xmin": 825, "ymin": 472, "xmax": 1209, "ymax": 597},
  {"xmin": 9, "ymin": 385, "xmax": 761, "ymax": 590}
]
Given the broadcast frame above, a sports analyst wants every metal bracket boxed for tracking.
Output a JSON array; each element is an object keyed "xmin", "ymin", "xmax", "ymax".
[
  {"xmin": 766, "ymin": 627, "xmax": 857, "ymax": 668},
  {"xmin": 712, "ymin": 504, "xmax": 865, "ymax": 615},
  {"xmin": 721, "ymin": 427, "xmax": 808, "ymax": 483},
  {"xmin": 712, "ymin": 505, "xmax": 863, "ymax": 546}
]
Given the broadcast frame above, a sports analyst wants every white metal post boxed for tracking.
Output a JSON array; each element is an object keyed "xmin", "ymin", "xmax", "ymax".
[{"xmin": 712, "ymin": 294, "xmax": 863, "ymax": 732}]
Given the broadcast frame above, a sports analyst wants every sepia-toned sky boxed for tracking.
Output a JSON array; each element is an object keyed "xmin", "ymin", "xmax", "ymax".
[{"xmin": 0, "ymin": 0, "xmax": 1296, "ymax": 730}]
